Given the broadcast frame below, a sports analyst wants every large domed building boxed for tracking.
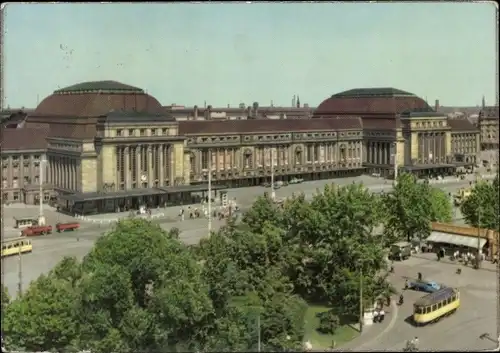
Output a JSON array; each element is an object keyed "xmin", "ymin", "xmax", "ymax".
[
  {"xmin": 26, "ymin": 80, "xmax": 165, "ymax": 139},
  {"xmin": 9, "ymin": 80, "xmax": 192, "ymax": 211},
  {"xmin": 314, "ymin": 87, "xmax": 433, "ymax": 116},
  {"xmin": 312, "ymin": 87, "xmax": 480, "ymax": 177},
  {"xmin": 1, "ymin": 82, "xmax": 480, "ymax": 212}
]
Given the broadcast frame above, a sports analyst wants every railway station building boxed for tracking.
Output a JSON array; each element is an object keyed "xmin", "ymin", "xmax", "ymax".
[{"xmin": 0, "ymin": 81, "xmax": 481, "ymax": 214}]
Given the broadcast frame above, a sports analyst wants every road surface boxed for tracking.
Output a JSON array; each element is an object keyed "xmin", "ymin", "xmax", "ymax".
[
  {"xmin": 356, "ymin": 256, "xmax": 498, "ymax": 351},
  {"xmin": 1, "ymin": 172, "xmax": 495, "ymax": 297}
]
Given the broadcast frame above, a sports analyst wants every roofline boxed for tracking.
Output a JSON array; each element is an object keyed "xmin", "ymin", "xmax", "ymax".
[{"xmin": 1, "ymin": 148, "xmax": 46, "ymax": 154}]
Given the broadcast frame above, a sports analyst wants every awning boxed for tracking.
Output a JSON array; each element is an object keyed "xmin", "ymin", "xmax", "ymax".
[{"xmin": 426, "ymin": 231, "xmax": 487, "ymax": 249}]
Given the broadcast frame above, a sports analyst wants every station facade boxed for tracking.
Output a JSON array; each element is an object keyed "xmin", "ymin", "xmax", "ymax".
[{"xmin": 1, "ymin": 81, "xmax": 481, "ymax": 214}]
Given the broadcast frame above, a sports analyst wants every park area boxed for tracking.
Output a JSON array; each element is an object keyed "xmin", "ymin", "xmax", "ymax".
[
  {"xmin": 1, "ymin": 173, "xmax": 498, "ymax": 352},
  {"xmin": 304, "ymin": 305, "xmax": 360, "ymax": 349}
]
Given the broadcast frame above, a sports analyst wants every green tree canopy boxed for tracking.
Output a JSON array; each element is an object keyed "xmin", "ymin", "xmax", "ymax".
[
  {"xmin": 3, "ymin": 182, "xmax": 403, "ymax": 352},
  {"xmin": 460, "ymin": 174, "xmax": 499, "ymax": 229},
  {"xmin": 1, "ymin": 284, "xmax": 9, "ymax": 313},
  {"xmin": 382, "ymin": 173, "xmax": 453, "ymax": 243}
]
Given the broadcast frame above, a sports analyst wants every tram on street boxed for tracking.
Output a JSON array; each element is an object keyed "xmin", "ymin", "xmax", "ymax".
[
  {"xmin": 13, "ymin": 217, "xmax": 38, "ymax": 229},
  {"xmin": 1, "ymin": 237, "xmax": 33, "ymax": 258},
  {"xmin": 413, "ymin": 287, "xmax": 460, "ymax": 325}
]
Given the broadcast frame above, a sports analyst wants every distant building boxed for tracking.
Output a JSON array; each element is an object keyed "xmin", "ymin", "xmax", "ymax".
[
  {"xmin": 163, "ymin": 104, "xmax": 314, "ymax": 121},
  {"xmin": 478, "ymin": 106, "xmax": 499, "ymax": 151}
]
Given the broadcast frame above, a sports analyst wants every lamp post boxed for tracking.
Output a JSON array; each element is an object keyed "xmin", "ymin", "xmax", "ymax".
[
  {"xmin": 476, "ymin": 208, "xmax": 482, "ymax": 269},
  {"xmin": 207, "ymin": 150, "xmax": 212, "ymax": 236},
  {"xmin": 392, "ymin": 142, "xmax": 398, "ymax": 185},
  {"xmin": 270, "ymin": 147, "xmax": 275, "ymax": 201},
  {"xmin": 359, "ymin": 266, "xmax": 364, "ymax": 333},
  {"xmin": 38, "ymin": 156, "xmax": 47, "ymax": 226}
]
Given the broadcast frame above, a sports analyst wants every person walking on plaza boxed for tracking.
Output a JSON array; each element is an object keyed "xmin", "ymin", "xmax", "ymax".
[{"xmin": 379, "ymin": 308, "xmax": 385, "ymax": 323}]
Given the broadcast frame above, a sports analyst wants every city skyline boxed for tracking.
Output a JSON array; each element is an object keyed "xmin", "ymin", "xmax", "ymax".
[{"xmin": 3, "ymin": 2, "xmax": 497, "ymax": 109}]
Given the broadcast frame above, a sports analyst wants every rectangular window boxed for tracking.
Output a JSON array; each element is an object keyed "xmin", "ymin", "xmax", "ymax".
[
  {"xmin": 151, "ymin": 129, "xmax": 156, "ymax": 136},
  {"xmin": 116, "ymin": 129, "xmax": 123, "ymax": 137},
  {"xmin": 201, "ymin": 150, "xmax": 209, "ymax": 169},
  {"xmin": 2, "ymin": 193, "xmax": 8, "ymax": 201},
  {"xmin": 128, "ymin": 129, "xmax": 134, "ymax": 136},
  {"xmin": 140, "ymin": 129, "xmax": 145, "ymax": 137},
  {"xmin": 12, "ymin": 177, "xmax": 18, "ymax": 188},
  {"xmin": 13, "ymin": 192, "xmax": 19, "ymax": 201}
]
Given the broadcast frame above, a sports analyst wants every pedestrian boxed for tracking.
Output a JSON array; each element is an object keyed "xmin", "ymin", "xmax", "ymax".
[
  {"xmin": 379, "ymin": 308, "xmax": 385, "ymax": 322},
  {"xmin": 386, "ymin": 296, "xmax": 391, "ymax": 307},
  {"xmin": 417, "ymin": 272, "xmax": 422, "ymax": 281},
  {"xmin": 373, "ymin": 310, "xmax": 379, "ymax": 323}
]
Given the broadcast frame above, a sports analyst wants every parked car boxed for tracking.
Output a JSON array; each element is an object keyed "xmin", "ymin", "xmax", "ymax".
[{"xmin": 408, "ymin": 279, "xmax": 442, "ymax": 293}]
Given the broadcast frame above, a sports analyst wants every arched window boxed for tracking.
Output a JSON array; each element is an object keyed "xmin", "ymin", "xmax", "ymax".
[
  {"xmin": 244, "ymin": 149, "xmax": 253, "ymax": 169},
  {"xmin": 189, "ymin": 152, "xmax": 196, "ymax": 174},
  {"xmin": 340, "ymin": 144, "xmax": 346, "ymax": 161},
  {"xmin": 294, "ymin": 146, "xmax": 302, "ymax": 165}
]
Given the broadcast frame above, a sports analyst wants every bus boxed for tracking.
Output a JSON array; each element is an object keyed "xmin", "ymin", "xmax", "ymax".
[
  {"xmin": 1, "ymin": 237, "xmax": 33, "ymax": 258},
  {"xmin": 413, "ymin": 287, "xmax": 460, "ymax": 325}
]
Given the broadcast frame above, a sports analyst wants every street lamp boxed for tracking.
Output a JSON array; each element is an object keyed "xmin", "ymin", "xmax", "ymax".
[
  {"xmin": 392, "ymin": 142, "xmax": 398, "ymax": 185},
  {"xmin": 38, "ymin": 156, "xmax": 47, "ymax": 226},
  {"xmin": 207, "ymin": 149, "xmax": 212, "ymax": 236},
  {"xmin": 270, "ymin": 147, "xmax": 275, "ymax": 201},
  {"xmin": 475, "ymin": 208, "xmax": 482, "ymax": 269}
]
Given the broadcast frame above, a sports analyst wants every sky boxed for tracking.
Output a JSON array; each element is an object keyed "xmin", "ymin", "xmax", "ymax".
[{"xmin": 2, "ymin": 3, "xmax": 497, "ymax": 109}]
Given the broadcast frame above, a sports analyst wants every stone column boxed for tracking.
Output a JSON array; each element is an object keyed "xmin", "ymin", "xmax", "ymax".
[
  {"xmin": 64, "ymin": 158, "xmax": 67, "ymax": 189},
  {"xmin": 159, "ymin": 144, "xmax": 164, "ymax": 186},
  {"xmin": 147, "ymin": 145, "xmax": 153, "ymax": 187},
  {"xmin": 58, "ymin": 157, "xmax": 64, "ymax": 188},
  {"xmin": 68, "ymin": 159, "xmax": 72, "ymax": 190},
  {"xmin": 56, "ymin": 157, "xmax": 59, "ymax": 188},
  {"xmin": 124, "ymin": 146, "xmax": 130, "ymax": 189},
  {"xmin": 170, "ymin": 145, "xmax": 175, "ymax": 185},
  {"xmin": 64, "ymin": 157, "xmax": 68, "ymax": 189},
  {"xmin": 136, "ymin": 145, "xmax": 142, "ymax": 186},
  {"xmin": 71, "ymin": 160, "xmax": 75, "ymax": 190}
]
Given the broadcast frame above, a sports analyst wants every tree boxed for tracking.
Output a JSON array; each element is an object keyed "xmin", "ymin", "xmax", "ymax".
[
  {"xmin": 2, "ymin": 274, "xmax": 80, "ymax": 352},
  {"xmin": 382, "ymin": 173, "xmax": 452, "ymax": 243},
  {"xmin": 281, "ymin": 183, "xmax": 387, "ymax": 307},
  {"xmin": 1, "ymin": 284, "xmax": 9, "ymax": 313},
  {"xmin": 428, "ymin": 187, "xmax": 453, "ymax": 223},
  {"xmin": 461, "ymin": 175, "xmax": 499, "ymax": 229},
  {"xmin": 3, "ymin": 183, "xmax": 397, "ymax": 352}
]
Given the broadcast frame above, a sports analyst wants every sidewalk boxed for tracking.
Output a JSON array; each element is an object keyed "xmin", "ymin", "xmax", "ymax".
[
  {"xmin": 337, "ymin": 299, "xmax": 399, "ymax": 351},
  {"xmin": 412, "ymin": 252, "xmax": 498, "ymax": 273}
]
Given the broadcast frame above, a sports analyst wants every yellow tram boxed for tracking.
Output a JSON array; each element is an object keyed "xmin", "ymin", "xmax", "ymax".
[
  {"xmin": 413, "ymin": 287, "xmax": 460, "ymax": 325},
  {"xmin": 1, "ymin": 237, "xmax": 33, "ymax": 258}
]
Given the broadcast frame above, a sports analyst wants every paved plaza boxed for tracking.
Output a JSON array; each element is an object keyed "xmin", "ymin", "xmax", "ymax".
[
  {"xmin": 346, "ymin": 255, "xmax": 499, "ymax": 351},
  {"xmin": 1, "ymin": 170, "xmax": 497, "ymax": 302}
]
